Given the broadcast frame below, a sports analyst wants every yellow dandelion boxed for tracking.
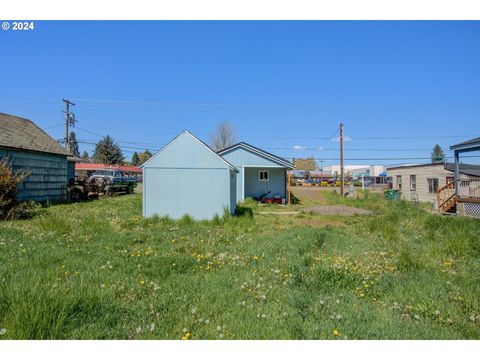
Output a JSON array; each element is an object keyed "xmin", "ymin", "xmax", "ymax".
[
  {"xmin": 139, "ymin": 280, "xmax": 145, "ymax": 285},
  {"xmin": 333, "ymin": 329, "xmax": 340, "ymax": 336}
]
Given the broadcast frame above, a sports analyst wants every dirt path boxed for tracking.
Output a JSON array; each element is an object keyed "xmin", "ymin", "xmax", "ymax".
[
  {"xmin": 292, "ymin": 186, "xmax": 329, "ymax": 204},
  {"xmin": 290, "ymin": 186, "xmax": 373, "ymax": 216},
  {"xmin": 303, "ymin": 205, "xmax": 372, "ymax": 216}
]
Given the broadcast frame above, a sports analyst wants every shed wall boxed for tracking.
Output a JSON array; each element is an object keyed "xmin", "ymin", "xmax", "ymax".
[
  {"xmin": 143, "ymin": 167, "xmax": 232, "ymax": 220},
  {"xmin": 0, "ymin": 147, "xmax": 67, "ymax": 202}
]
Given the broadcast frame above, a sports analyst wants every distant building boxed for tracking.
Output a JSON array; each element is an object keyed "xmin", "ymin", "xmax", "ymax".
[
  {"xmin": 386, "ymin": 162, "xmax": 480, "ymax": 202},
  {"xmin": 325, "ymin": 164, "xmax": 385, "ymax": 178},
  {"xmin": 0, "ymin": 112, "xmax": 73, "ymax": 202}
]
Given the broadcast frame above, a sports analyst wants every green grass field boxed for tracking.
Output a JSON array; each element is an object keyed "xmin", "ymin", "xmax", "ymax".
[{"xmin": 0, "ymin": 189, "xmax": 479, "ymax": 339}]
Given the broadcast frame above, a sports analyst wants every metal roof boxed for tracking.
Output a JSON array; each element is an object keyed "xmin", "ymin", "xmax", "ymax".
[
  {"xmin": 0, "ymin": 112, "xmax": 70, "ymax": 156},
  {"xmin": 450, "ymin": 137, "xmax": 480, "ymax": 151},
  {"xmin": 141, "ymin": 130, "xmax": 239, "ymax": 172},
  {"xmin": 444, "ymin": 163, "xmax": 480, "ymax": 177},
  {"xmin": 387, "ymin": 162, "xmax": 480, "ymax": 177},
  {"xmin": 75, "ymin": 163, "xmax": 142, "ymax": 173},
  {"xmin": 218, "ymin": 142, "xmax": 295, "ymax": 169}
]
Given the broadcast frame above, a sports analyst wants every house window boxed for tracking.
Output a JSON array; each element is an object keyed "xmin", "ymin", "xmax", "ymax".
[
  {"xmin": 427, "ymin": 178, "xmax": 439, "ymax": 193},
  {"xmin": 410, "ymin": 175, "xmax": 416, "ymax": 191},
  {"xmin": 446, "ymin": 176, "xmax": 454, "ymax": 185},
  {"xmin": 396, "ymin": 175, "xmax": 402, "ymax": 190},
  {"xmin": 259, "ymin": 170, "xmax": 269, "ymax": 181}
]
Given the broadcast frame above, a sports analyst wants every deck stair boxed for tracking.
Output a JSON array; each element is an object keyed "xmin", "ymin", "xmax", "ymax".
[{"xmin": 437, "ymin": 181, "xmax": 456, "ymax": 213}]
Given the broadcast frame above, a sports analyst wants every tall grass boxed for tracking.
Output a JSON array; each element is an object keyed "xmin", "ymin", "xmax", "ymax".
[{"xmin": 0, "ymin": 192, "xmax": 479, "ymax": 339}]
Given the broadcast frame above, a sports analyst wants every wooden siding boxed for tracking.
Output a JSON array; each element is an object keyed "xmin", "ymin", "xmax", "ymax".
[
  {"xmin": 244, "ymin": 167, "xmax": 286, "ymax": 200},
  {"xmin": 221, "ymin": 147, "xmax": 288, "ymax": 202},
  {"xmin": 388, "ymin": 164, "xmax": 477, "ymax": 202},
  {"xmin": 142, "ymin": 132, "xmax": 236, "ymax": 219},
  {"xmin": 0, "ymin": 147, "xmax": 67, "ymax": 202},
  {"xmin": 220, "ymin": 147, "xmax": 286, "ymax": 168},
  {"xmin": 67, "ymin": 161, "xmax": 76, "ymax": 183}
]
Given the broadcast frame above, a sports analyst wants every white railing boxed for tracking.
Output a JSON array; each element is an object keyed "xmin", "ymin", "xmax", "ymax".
[{"xmin": 458, "ymin": 179, "xmax": 480, "ymax": 199}]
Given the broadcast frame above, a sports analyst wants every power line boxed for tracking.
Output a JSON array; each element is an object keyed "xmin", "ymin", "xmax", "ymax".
[
  {"xmin": 77, "ymin": 124, "xmax": 480, "ymax": 141},
  {"xmin": 284, "ymin": 155, "xmax": 480, "ymax": 161},
  {"xmin": 75, "ymin": 135, "xmax": 449, "ymax": 152},
  {"xmin": 74, "ymin": 98, "xmax": 288, "ymax": 109}
]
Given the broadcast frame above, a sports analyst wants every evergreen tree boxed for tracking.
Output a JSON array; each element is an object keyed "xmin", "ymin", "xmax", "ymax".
[
  {"xmin": 68, "ymin": 131, "xmax": 80, "ymax": 157},
  {"xmin": 81, "ymin": 150, "xmax": 90, "ymax": 161},
  {"xmin": 431, "ymin": 144, "xmax": 446, "ymax": 163},
  {"xmin": 93, "ymin": 135, "xmax": 125, "ymax": 165},
  {"xmin": 139, "ymin": 149, "xmax": 153, "ymax": 165},
  {"xmin": 131, "ymin": 152, "xmax": 140, "ymax": 166}
]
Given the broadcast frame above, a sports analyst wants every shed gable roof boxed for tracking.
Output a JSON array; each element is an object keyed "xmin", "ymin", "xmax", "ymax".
[
  {"xmin": 141, "ymin": 130, "xmax": 238, "ymax": 172},
  {"xmin": 0, "ymin": 112, "xmax": 70, "ymax": 156},
  {"xmin": 218, "ymin": 142, "xmax": 295, "ymax": 169}
]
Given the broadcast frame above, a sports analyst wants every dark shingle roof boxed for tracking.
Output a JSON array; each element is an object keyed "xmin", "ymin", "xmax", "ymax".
[{"xmin": 0, "ymin": 112, "xmax": 70, "ymax": 156}]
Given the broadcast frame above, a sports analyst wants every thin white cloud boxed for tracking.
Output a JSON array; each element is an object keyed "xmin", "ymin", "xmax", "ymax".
[
  {"xmin": 293, "ymin": 145, "xmax": 306, "ymax": 150},
  {"xmin": 318, "ymin": 147, "xmax": 323, "ymax": 151}
]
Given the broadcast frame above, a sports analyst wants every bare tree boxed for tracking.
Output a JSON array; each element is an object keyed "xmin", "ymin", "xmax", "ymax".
[{"xmin": 210, "ymin": 121, "xmax": 238, "ymax": 151}]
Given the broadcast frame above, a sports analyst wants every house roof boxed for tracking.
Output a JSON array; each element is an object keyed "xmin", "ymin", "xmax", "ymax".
[
  {"xmin": 444, "ymin": 163, "xmax": 480, "ymax": 177},
  {"xmin": 75, "ymin": 163, "xmax": 142, "ymax": 173},
  {"xmin": 387, "ymin": 162, "xmax": 480, "ymax": 177},
  {"xmin": 450, "ymin": 137, "xmax": 480, "ymax": 151},
  {"xmin": 0, "ymin": 112, "xmax": 70, "ymax": 156},
  {"xmin": 386, "ymin": 163, "xmax": 445, "ymax": 171},
  {"xmin": 218, "ymin": 142, "xmax": 295, "ymax": 169},
  {"xmin": 141, "ymin": 130, "xmax": 239, "ymax": 172}
]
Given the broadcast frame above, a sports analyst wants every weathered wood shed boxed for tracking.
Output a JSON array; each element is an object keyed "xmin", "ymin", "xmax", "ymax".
[
  {"xmin": 0, "ymin": 112, "xmax": 71, "ymax": 202},
  {"xmin": 218, "ymin": 142, "xmax": 295, "ymax": 203},
  {"xmin": 142, "ymin": 131, "xmax": 238, "ymax": 220}
]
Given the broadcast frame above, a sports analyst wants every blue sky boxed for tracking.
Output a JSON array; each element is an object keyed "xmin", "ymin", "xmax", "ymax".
[{"xmin": 1, "ymin": 21, "xmax": 479, "ymax": 166}]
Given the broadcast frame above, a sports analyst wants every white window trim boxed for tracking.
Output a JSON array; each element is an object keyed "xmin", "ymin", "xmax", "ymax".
[
  {"xmin": 258, "ymin": 170, "xmax": 269, "ymax": 182},
  {"xmin": 410, "ymin": 175, "xmax": 416, "ymax": 191}
]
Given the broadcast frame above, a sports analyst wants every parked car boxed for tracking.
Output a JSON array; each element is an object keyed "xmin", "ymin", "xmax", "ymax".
[{"xmin": 89, "ymin": 169, "xmax": 137, "ymax": 195}]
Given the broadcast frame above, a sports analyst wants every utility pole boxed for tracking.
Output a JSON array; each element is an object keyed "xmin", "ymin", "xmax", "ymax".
[
  {"xmin": 63, "ymin": 98, "xmax": 76, "ymax": 152},
  {"xmin": 340, "ymin": 123, "xmax": 345, "ymax": 196}
]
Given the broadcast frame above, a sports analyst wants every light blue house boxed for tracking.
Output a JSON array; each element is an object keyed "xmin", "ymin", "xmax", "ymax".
[
  {"xmin": 142, "ymin": 131, "xmax": 238, "ymax": 220},
  {"xmin": 218, "ymin": 142, "xmax": 295, "ymax": 203}
]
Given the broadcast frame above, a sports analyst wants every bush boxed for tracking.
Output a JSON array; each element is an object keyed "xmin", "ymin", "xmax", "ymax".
[
  {"xmin": 0, "ymin": 157, "xmax": 32, "ymax": 220},
  {"xmin": 235, "ymin": 205, "xmax": 253, "ymax": 218}
]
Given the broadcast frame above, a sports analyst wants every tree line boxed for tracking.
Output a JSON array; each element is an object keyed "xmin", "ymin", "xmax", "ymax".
[{"xmin": 67, "ymin": 131, "xmax": 152, "ymax": 166}]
